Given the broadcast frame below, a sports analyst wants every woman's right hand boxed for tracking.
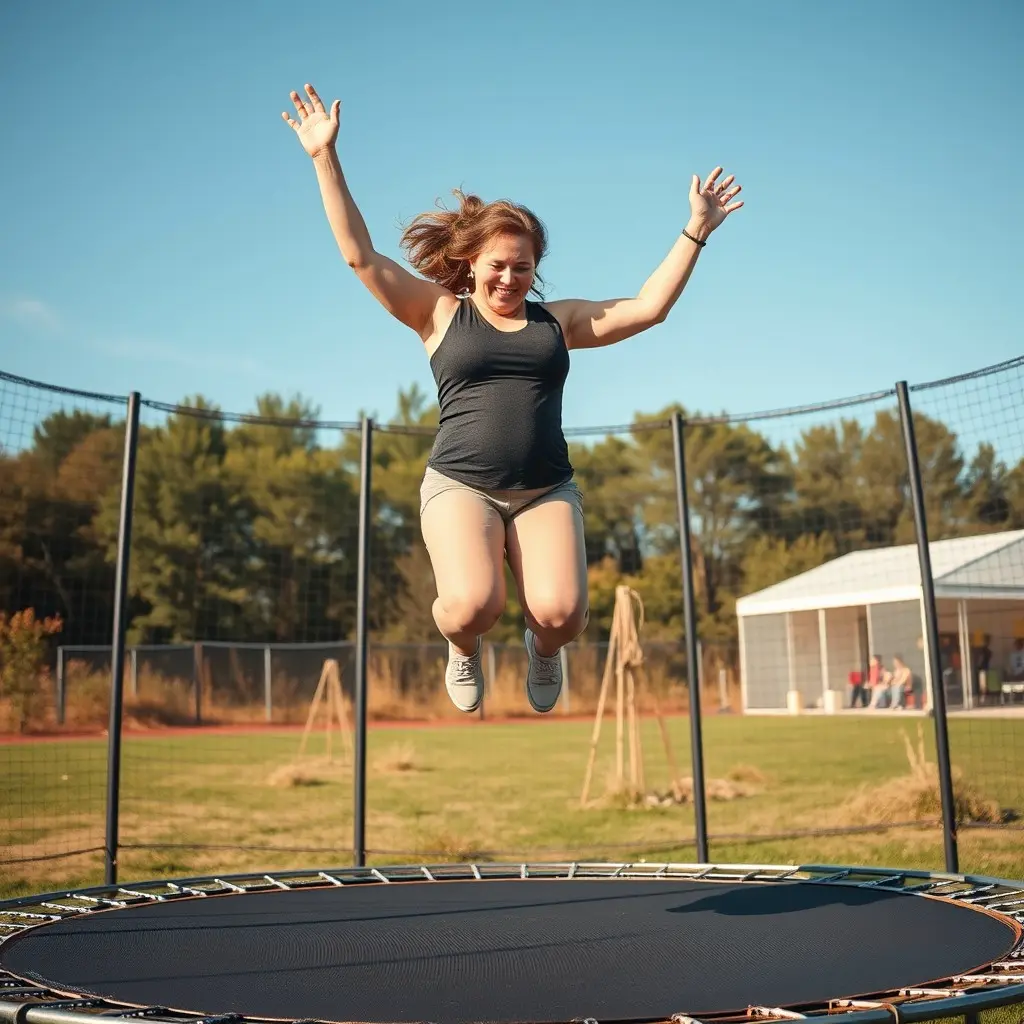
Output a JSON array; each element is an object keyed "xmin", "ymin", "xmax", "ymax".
[{"xmin": 282, "ymin": 83, "xmax": 340, "ymax": 158}]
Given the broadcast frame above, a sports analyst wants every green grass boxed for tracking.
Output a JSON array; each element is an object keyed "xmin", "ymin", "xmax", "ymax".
[{"xmin": 2, "ymin": 713, "xmax": 1023, "ymax": 899}]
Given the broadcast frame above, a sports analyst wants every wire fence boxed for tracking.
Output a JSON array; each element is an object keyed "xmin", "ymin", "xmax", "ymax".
[{"xmin": 1, "ymin": 357, "xmax": 1022, "ymax": 894}]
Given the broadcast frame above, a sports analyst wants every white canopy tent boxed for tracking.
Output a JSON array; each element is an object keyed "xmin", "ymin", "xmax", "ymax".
[{"xmin": 735, "ymin": 530, "xmax": 1024, "ymax": 713}]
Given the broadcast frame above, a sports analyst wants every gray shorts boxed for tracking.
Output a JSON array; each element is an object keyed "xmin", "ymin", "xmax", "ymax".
[{"xmin": 419, "ymin": 466, "xmax": 584, "ymax": 525}]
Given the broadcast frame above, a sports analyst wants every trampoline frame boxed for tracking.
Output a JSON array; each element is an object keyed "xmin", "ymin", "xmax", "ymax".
[{"xmin": 1, "ymin": 861, "xmax": 1022, "ymax": 1024}]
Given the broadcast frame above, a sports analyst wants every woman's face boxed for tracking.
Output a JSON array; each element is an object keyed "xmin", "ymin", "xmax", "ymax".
[{"xmin": 469, "ymin": 233, "xmax": 535, "ymax": 316}]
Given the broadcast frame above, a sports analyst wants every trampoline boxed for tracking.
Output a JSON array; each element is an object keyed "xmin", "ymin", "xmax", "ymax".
[{"xmin": 1, "ymin": 863, "xmax": 1023, "ymax": 1024}]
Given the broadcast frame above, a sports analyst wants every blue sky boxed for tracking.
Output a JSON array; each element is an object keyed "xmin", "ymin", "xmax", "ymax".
[{"xmin": 1, "ymin": 0, "xmax": 1021, "ymax": 432}]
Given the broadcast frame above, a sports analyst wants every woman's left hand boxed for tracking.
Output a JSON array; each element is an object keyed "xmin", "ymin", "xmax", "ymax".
[{"xmin": 688, "ymin": 167, "xmax": 744, "ymax": 234}]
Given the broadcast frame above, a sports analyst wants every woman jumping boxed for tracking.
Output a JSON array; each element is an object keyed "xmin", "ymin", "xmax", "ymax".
[{"xmin": 282, "ymin": 83, "xmax": 744, "ymax": 715}]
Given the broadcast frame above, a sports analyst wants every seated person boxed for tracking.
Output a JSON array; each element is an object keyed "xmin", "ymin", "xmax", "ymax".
[
  {"xmin": 1008, "ymin": 639, "xmax": 1024, "ymax": 682},
  {"xmin": 889, "ymin": 654, "xmax": 912, "ymax": 709},
  {"xmin": 848, "ymin": 668, "xmax": 867, "ymax": 708},
  {"xmin": 867, "ymin": 654, "xmax": 891, "ymax": 708}
]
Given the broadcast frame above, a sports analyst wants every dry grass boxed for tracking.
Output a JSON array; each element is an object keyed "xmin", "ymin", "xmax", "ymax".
[
  {"xmin": 4, "ymin": 713, "xmax": 1023, "ymax": 900},
  {"xmin": 265, "ymin": 761, "xmax": 337, "ymax": 788},
  {"xmin": 840, "ymin": 725, "xmax": 1004, "ymax": 826},
  {"xmin": 725, "ymin": 763, "xmax": 768, "ymax": 785},
  {"xmin": 596, "ymin": 760, "xmax": 768, "ymax": 809},
  {"xmin": 412, "ymin": 827, "xmax": 493, "ymax": 863},
  {"xmin": 372, "ymin": 741, "xmax": 420, "ymax": 774}
]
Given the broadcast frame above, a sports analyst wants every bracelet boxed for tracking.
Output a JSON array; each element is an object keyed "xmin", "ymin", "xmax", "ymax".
[{"xmin": 682, "ymin": 228, "xmax": 706, "ymax": 247}]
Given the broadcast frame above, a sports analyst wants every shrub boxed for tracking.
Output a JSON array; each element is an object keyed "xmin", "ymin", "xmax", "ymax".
[{"xmin": 0, "ymin": 609, "xmax": 63, "ymax": 733}]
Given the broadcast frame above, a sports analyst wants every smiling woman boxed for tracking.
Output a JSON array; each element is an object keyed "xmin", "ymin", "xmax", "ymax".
[{"xmin": 281, "ymin": 82, "xmax": 744, "ymax": 717}]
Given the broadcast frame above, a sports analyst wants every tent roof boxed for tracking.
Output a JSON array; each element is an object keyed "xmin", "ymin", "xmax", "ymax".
[{"xmin": 736, "ymin": 530, "xmax": 1024, "ymax": 616}]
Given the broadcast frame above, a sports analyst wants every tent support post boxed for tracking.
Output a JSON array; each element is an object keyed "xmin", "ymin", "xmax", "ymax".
[
  {"xmin": 957, "ymin": 599, "xmax": 972, "ymax": 711},
  {"xmin": 818, "ymin": 608, "xmax": 831, "ymax": 710},
  {"xmin": 785, "ymin": 611, "xmax": 797, "ymax": 709}
]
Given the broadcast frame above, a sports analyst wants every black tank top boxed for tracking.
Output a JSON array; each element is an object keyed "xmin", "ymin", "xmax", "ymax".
[{"xmin": 427, "ymin": 297, "xmax": 573, "ymax": 490}]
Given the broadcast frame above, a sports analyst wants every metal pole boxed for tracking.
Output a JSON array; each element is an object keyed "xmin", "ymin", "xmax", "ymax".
[
  {"xmin": 55, "ymin": 647, "xmax": 65, "ymax": 726},
  {"xmin": 193, "ymin": 643, "xmax": 203, "ymax": 724},
  {"xmin": 264, "ymin": 645, "xmax": 273, "ymax": 723},
  {"xmin": 818, "ymin": 607, "xmax": 830, "ymax": 710},
  {"xmin": 104, "ymin": 391, "xmax": 141, "ymax": 885},
  {"xmin": 670, "ymin": 411, "xmax": 709, "ymax": 862},
  {"xmin": 896, "ymin": 381, "xmax": 959, "ymax": 873},
  {"xmin": 353, "ymin": 416, "xmax": 373, "ymax": 867}
]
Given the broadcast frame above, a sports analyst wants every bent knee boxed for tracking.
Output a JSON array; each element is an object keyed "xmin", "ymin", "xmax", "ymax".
[
  {"xmin": 530, "ymin": 600, "xmax": 589, "ymax": 638},
  {"xmin": 439, "ymin": 591, "xmax": 504, "ymax": 635}
]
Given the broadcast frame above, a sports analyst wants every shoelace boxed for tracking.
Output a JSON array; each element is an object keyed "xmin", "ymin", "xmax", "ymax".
[
  {"xmin": 531, "ymin": 653, "xmax": 561, "ymax": 684},
  {"xmin": 451, "ymin": 654, "xmax": 479, "ymax": 683}
]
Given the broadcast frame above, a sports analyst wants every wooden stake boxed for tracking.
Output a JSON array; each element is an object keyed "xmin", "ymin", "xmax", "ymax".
[{"xmin": 580, "ymin": 630, "xmax": 618, "ymax": 806}]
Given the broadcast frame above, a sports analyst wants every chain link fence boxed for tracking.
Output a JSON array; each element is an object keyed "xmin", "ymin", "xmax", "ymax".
[
  {"xmin": 2, "ymin": 357, "xmax": 1022, "ymax": 894},
  {"xmin": 0, "ymin": 372, "xmax": 125, "ymax": 887}
]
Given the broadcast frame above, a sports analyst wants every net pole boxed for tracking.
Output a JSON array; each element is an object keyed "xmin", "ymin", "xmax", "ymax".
[
  {"xmin": 671, "ymin": 411, "xmax": 709, "ymax": 862},
  {"xmin": 104, "ymin": 391, "xmax": 141, "ymax": 885},
  {"xmin": 353, "ymin": 416, "xmax": 373, "ymax": 867},
  {"xmin": 895, "ymin": 381, "xmax": 959, "ymax": 873}
]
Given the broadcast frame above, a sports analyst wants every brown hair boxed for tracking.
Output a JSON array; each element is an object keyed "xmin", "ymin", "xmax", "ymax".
[{"xmin": 400, "ymin": 189, "xmax": 548, "ymax": 297}]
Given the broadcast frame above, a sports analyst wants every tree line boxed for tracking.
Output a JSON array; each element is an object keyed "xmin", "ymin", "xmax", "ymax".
[{"xmin": 1, "ymin": 384, "xmax": 1021, "ymax": 658}]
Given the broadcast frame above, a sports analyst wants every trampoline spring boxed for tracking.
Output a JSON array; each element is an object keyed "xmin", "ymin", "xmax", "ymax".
[
  {"xmin": 210, "ymin": 880, "xmax": 246, "ymax": 894},
  {"xmin": 96, "ymin": 1007, "xmax": 171, "ymax": 1017},
  {"xmin": 37, "ymin": 902, "xmax": 91, "ymax": 914},
  {"xmin": 369, "ymin": 868, "xmax": 390, "ymax": 884},
  {"xmin": 808, "ymin": 871, "xmax": 850, "ymax": 884},
  {"xmin": 31, "ymin": 1000, "xmax": 106, "ymax": 1011},
  {"xmin": 832, "ymin": 998, "xmax": 903, "ymax": 1024},
  {"xmin": 747, "ymin": 1005, "xmax": 806, "ymax": 1018},
  {"xmin": 985, "ymin": 896, "xmax": 1024, "ymax": 912},
  {"xmin": 112, "ymin": 890, "xmax": 166, "ymax": 902},
  {"xmin": 953, "ymin": 973, "xmax": 1024, "ymax": 983},
  {"xmin": 419, "ymin": 867, "xmax": 436, "ymax": 882},
  {"xmin": 959, "ymin": 885, "xmax": 999, "ymax": 902},
  {"xmin": 166, "ymin": 885, "xmax": 208, "ymax": 897}
]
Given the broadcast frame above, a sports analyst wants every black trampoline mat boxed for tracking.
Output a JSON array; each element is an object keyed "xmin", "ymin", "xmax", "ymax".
[{"xmin": 2, "ymin": 878, "xmax": 1017, "ymax": 1023}]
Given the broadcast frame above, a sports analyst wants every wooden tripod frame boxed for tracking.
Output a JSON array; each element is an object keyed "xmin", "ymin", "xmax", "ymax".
[
  {"xmin": 580, "ymin": 585, "xmax": 685, "ymax": 806},
  {"xmin": 297, "ymin": 658, "xmax": 353, "ymax": 763}
]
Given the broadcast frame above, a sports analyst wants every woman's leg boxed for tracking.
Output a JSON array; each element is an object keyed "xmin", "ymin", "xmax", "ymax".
[
  {"xmin": 505, "ymin": 490, "xmax": 588, "ymax": 711},
  {"xmin": 420, "ymin": 485, "xmax": 507, "ymax": 711}
]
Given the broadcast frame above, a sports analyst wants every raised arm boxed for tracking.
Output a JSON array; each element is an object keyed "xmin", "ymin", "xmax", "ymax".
[
  {"xmin": 549, "ymin": 167, "xmax": 744, "ymax": 350},
  {"xmin": 282, "ymin": 84, "xmax": 449, "ymax": 338}
]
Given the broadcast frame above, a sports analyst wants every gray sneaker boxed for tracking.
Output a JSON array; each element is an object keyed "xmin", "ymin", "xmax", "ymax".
[
  {"xmin": 445, "ymin": 638, "xmax": 484, "ymax": 713},
  {"xmin": 524, "ymin": 629, "xmax": 562, "ymax": 713}
]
